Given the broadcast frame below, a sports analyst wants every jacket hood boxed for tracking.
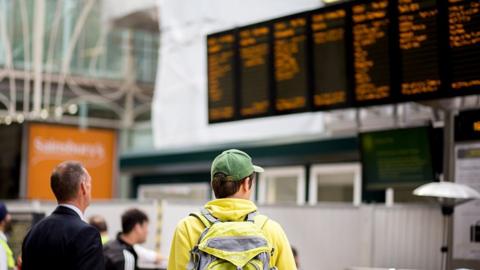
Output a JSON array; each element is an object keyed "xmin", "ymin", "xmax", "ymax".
[{"xmin": 204, "ymin": 198, "xmax": 257, "ymax": 221}]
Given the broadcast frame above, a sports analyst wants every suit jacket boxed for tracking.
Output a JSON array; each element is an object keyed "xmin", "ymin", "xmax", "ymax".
[{"xmin": 22, "ymin": 206, "xmax": 105, "ymax": 270}]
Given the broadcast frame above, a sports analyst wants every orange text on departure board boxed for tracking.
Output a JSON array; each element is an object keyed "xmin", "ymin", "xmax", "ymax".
[
  {"xmin": 274, "ymin": 17, "xmax": 307, "ymax": 111},
  {"xmin": 312, "ymin": 9, "xmax": 348, "ymax": 106},
  {"xmin": 353, "ymin": 0, "xmax": 390, "ymax": 101},
  {"xmin": 449, "ymin": 1, "xmax": 480, "ymax": 90},
  {"xmin": 240, "ymin": 26, "xmax": 269, "ymax": 68},
  {"xmin": 474, "ymin": 121, "xmax": 480, "ymax": 132},
  {"xmin": 399, "ymin": 0, "xmax": 441, "ymax": 95},
  {"xmin": 208, "ymin": 34, "xmax": 235, "ymax": 120},
  {"xmin": 239, "ymin": 26, "xmax": 271, "ymax": 116}
]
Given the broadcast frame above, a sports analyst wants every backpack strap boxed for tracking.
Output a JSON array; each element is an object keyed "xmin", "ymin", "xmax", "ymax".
[
  {"xmin": 189, "ymin": 212, "xmax": 211, "ymax": 228},
  {"xmin": 200, "ymin": 208, "xmax": 220, "ymax": 224},
  {"xmin": 189, "ymin": 207, "xmax": 221, "ymax": 229},
  {"xmin": 245, "ymin": 210, "xmax": 257, "ymax": 222},
  {"xmin": 254, "ymin": 214, "xmax": 269, "ymax": 229}
]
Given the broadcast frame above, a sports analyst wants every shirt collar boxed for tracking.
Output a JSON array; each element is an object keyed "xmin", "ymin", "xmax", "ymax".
[{"xmin": 58, "ymin": 203, "xmax": 85, "ymax": 221}]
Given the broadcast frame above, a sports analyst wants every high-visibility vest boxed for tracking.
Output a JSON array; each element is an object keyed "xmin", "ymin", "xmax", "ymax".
[
  {"xmin": 100, "ymin": 234, "xmax": 110, "ymax": 245},
  {"xmin": 0, "ymin": 237, "xmax": 15, "ymax": 269}
]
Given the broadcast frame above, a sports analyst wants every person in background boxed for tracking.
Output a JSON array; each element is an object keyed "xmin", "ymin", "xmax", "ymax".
[
  {"xmin": 0, "ymin": 202, "xmax": 15, "ymax": 270},
  {"xmin": 90, "ymin": 213, "xmax": 165, "ymax": 266},
  {"xmin": 134, "ymin": 245, "xmax": 165, "ymax": 267},
  {"xmin": 168, "ymin": 149, "xmax": 297, "ymax": 270},
  {"xmin": 103, "ymin": 208, "xmax": 149, "ymax": 270},
  {"xmin": 292, "ymin": 246, "xmax": 300, "ymax": 269},
  {"xmin": 21, "ymin": 161, "xmax": 104, "ymax": 270},
  {"xmin": 89, "ymin": 215, "xmax": 110, "ymax": 245}
]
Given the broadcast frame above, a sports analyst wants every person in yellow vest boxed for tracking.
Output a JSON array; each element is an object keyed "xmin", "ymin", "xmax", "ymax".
[
  {"xmin": 89, "ymin": 215, "xmax": 110, "ymax": 245},
  {"xmin": 0, "ymin": 202, "xmax": 15, "ymax": 270}
]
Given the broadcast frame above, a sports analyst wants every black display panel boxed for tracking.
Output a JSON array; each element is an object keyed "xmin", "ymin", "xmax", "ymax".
[
  {"xmin": 448, "ymin": 0, "xmax": 480, "ymax": 94},
  {"xmin": 207, "ymin": 31, "xmax": 236, "ymax": 123},
  {"xmin": 206, "ymin": 0, "xmax": 480, "ymax": 124},
  {"xmin": 0, "ymin": 124, "xmax": 22, "ymax": 198},
  {"xmin": 352, "ymin": 0, "xmax": 393, "ymax": 106},
  {"xmin": 455, "ymin": 109, "xmax": 480, "ymax": 142},
  {"xmin": 360, "ymin": 126, "xmax": 435, "ymax": 190},
  {"xmin": 273, "ymin": 14, "xmax": 310, "ymax": 113},
  {"xmin": 398, "ymin": 0, "xmax": 443, "ymax": 100},
  {"xmin": 238, "ymin": 24, "xmax": 272, "ymax": 118},
  {"xmin": 311, "ymin": 7, "xmax": 352, "ymax": 110}
]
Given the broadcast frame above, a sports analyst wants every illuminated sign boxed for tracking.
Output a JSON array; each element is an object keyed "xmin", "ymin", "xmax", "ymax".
[
  {"xmin": 207, "ymin": 31, "xmax": 237, "ymax": 123},
  {"xmin": 352, "ymin": 0, "xmax": 393, "ymax": 106},
  {"xmin": 311, "ymin": 7, "xmax": 352, "ymax": 110},
  {"xmin": 273, "ymin": 14, "xmax": 310, "ymax": 113},
  {"xmin": 26, "ymin": 123, "xmax": 117, "ymax": 200},
  {"xmin": 474, "ymin": 121, "xmax": 480, "ymax": 132},
  {"xmin": 238, "ymin": 24, "xmax": 272, "ymax": 119},
  {"xmin": 398, "ymin": 0, "xmax": 442, "ymax": 100},
  {"xmin": 448, "ymin": 0, "xmax": 480, "ymax": 92},
  {"xmin": 206, "ymin": 0, "xmax": 480, "ymax": 123}
]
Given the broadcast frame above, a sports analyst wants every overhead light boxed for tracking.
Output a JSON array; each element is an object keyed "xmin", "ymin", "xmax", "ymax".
[
  {"xmin": 4, "ymin": 115, "xmax": 12, "ymax": 125},
  {"xmin": 40, "ymin": 109, "xmax": 49, "ymax": 120},
  {"xmin": 68, "ymin": 104, "xmax": 78, "ymax": 115},
  {"xmin": 322, "ymin": 0, "xmax": 345, "ymax": 4},
  {"xmin": 54, "ymin": 107, "xmax": 63, "ymax": 119},
  {"xmin": 16, "ymin": 114, "xmax": 24, "ymax": 124}
]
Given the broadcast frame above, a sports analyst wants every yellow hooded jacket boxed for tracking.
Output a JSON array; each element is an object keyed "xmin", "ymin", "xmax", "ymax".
[{"xmin": 168, "ymin": 198, "xmax": 297, "ymax": 270}]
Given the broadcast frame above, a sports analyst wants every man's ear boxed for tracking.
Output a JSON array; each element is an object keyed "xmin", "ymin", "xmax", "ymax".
[
  {"xmin": 80, "ymin": 181, "xmax": 87, "ymax": 195},
  {"xmin": 241, "ymin": 177, "xmax": 252, "ymax": 192}
]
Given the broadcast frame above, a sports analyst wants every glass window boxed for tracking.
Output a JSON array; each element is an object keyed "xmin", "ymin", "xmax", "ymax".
[
  {"xmin": 309, "ymin": 163, "xmax": 361, "ymax": 205},
  {"xmin": 258, "ymin": 166, "xmax": 305, "ymax": 205},
  {"xmin": 137, "ymin": 183, "xmax": 210, "ymax": 202}
]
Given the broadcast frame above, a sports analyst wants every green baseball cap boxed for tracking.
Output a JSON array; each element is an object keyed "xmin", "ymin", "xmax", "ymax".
[{"xmin": 211, "ymin": 149, "xmax": 264, "ymax": 181}]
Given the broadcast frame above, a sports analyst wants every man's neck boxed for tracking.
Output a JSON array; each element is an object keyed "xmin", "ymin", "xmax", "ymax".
[
  {"xmin": 120, "ymin": 233, "xmax": 137, "ymax": 246},
  {"xmin": 59, "ymin": 200, "xmax": 84, "ymax": 213}
]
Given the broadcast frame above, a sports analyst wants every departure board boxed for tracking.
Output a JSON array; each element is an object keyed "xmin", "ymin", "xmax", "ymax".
[
  {"xmin": 239, "ymin": 24, "xmax": 272, "ymax": 118},
  {"xmin": 448, "ymin": 0, "xmax": 480, "ymax": 93},
  {"xmin": 311, "ymin": 7, "xmax": 351, "ymax": 110},
  {"xmin": 273, "ymin": 15, "xmax": 310, "ymax": 113},
  {"xmin": 352, "ymin": 0, "xmax": 393, "ymax": 105},
  {"xmin": 207, "ymin": 31, "xmax": 236, "ymax": 123},
  {"xmin": 398, "ymin": 0, "xmax": 442, "ymax": 99},
  {"xmin": 206, "ymin": 0, "xmax": 480, "ymax": 124}
]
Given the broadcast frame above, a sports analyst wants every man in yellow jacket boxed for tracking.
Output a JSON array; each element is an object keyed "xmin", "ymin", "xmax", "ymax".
[
  {"xmin": 168, "ymin": 149, "xmax": 297, "ymax": 270},
  {"xmin": 0, "ymin": 202, "xmax": 15, "ymax": 270}
]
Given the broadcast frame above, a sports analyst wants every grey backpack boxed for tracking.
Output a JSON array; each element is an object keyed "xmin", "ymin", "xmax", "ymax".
[{"xmin": 187, "ymin": 208, "xmax": 277, "ymax": 270}]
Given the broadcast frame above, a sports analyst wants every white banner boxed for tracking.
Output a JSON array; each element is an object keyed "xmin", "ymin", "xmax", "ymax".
[
  {"xmin": 152, "ymin": 0, "xmax": 324, "ymax": 149},
  {"xmin": 453, "ymin": 142, "xmax": 480, "ymax": 260}
]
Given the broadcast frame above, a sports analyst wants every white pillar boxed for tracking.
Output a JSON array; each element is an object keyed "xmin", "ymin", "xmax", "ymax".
[{"xmin": 32, "ymin": 0, "xmax": 45, "ymax": 115}]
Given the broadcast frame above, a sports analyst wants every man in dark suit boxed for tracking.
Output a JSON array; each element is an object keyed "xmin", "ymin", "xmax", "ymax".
[{"xmin": 22, "ymin": 161, "xmax": 104, "ymax": 270}]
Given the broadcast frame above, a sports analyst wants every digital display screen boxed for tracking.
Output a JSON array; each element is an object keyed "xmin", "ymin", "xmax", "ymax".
[
  {"xmin": 360, "ymin": 127, "xmax": 434, "ymax": 190},
  {"xmin": 207, "ymin": 31, "xmax": 236, "ymax": 123},
  {"xmin": 455, "ymin": 109, "xmax": 480, "ymax": 142},
  {"xmin": 273, "ymin": 15, "xmax": 310, "ymax": 113},
  {"xmin": 238, "ymin": 24, "xmax": 272, "ymax": 118},
  {"xmin": 398, "ymin": 0, "xmax": 442, "ymax": 99},
  {"xmin": 311, "ymin": 7, "xmax": 351, "ymax": 110},
  {"xmin": 352, "ymin": 0, "xmax": 392, "ymax": 105},
  {"xmin": 206, "ymin": 0, "xmax": 480, "ymax": 123},
  {"xmin": 448, "ymin": 0, "xmax": 480, "ymax": 93}
]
